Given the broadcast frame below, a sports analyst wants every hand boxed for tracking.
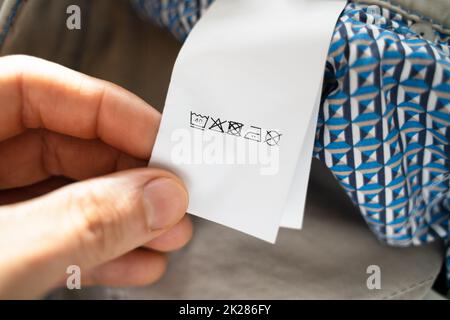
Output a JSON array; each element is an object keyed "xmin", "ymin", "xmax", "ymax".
[{"xmin": 0, "ymin": 55, "xmax": 192, "ymax": 299}]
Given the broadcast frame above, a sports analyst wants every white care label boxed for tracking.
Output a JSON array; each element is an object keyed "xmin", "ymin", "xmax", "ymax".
[{"xmin": 150, "ymin": 0, "xmax": 346, "ymax": 242}]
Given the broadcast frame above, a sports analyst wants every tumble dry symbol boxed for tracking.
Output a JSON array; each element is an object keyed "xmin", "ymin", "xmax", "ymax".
[{"xmin": 189, "ymin": 110, "xmax": 281, "ymax": 147}]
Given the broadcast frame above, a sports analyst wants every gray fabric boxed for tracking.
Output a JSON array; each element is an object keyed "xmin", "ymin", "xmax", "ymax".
[
  {"xmin": 355, "ymin": 0, "xmax": 450, "ymax": 33},
  {"xmin": 0, "ymin": 0, "xmax": 19, "ymax": 41},
  {"xmin": 0, "ymin": 0, "xmax": 180, "ymax": 111},
  {"xmin": 50, "ymin": 162, "xmax": 443, "ymax": 300},
  {"xmin": 424, "ymin": 290, "xmax": 448, "ymax": 300},
  {"xmin": 0, "ymin": 0, "xmax": 445, "ymax": 299},
  {"xmin": 390, "ymin": 0, "xmax": 450, "ymax": 28}
]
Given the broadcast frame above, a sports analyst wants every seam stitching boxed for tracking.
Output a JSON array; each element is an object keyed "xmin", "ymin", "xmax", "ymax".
[
  {"xmin": 381, "ymin": 276, "xmax": 436, "ymax": 299},
  {"xmin": 0, "ymin": 0, "xmax": 25, "ymax": 48}
]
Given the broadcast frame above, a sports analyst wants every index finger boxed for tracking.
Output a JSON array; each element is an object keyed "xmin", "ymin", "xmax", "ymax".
[{"xmin": 0, "ymin": 55, "xmax": 161, "ymax": 159}]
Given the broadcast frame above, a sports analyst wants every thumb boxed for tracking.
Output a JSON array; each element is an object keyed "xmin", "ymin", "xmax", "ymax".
[{"xmin": 0, "ymin": 168, "xmax": 188, "ymax": 298}]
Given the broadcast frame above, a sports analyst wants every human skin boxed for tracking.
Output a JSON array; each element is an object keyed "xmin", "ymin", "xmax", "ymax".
[{"xmin": 0, "ymin": 55, "xmax": 192, "ymax": 299}]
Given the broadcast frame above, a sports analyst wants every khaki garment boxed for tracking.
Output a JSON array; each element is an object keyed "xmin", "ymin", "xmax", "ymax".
[{"xmin": 0, "ymin": 0, "xmax": 445, "ymax": 299}]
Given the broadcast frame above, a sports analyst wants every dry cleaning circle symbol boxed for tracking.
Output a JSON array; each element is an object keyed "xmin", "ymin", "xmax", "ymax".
[{"xmin": 265, "ymin": 130, "xmax": 282, "ymax": 146}]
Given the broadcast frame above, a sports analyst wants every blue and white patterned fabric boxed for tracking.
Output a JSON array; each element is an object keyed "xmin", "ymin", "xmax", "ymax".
[
  {"xmin": 133, "ymin": 0, "xmax": 214, "ymax": 41},
  {"xmin": 132, "ymin": 0, "xmax": 450, "ymax": 289}
]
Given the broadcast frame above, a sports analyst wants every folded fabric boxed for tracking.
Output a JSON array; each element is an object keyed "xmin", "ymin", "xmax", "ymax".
[{"xmin": 132, "ymin": 0, "xmax": 450, "ymax": 290}]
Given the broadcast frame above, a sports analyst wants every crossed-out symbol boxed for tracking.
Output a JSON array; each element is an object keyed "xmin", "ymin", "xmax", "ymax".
[
  {"xmin": 209, "ymin": 118, "xmax": 227, "ymax": 133},
  {"xmin": 227, "ymin": 121, "xmax": 244, "ymax": 137},
  {"xmin": 265, "ymin": 130, "xmax": 282, "ymax": 146}
]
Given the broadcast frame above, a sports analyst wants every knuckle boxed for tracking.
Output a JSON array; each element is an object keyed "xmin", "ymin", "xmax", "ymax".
[
  {"xmin": 39, "ymin": 131, "xmax": 62, "ymax": 176},
  {"xmin": 69, "ymin": 186, "xmax": 123, "ymax": 265}
]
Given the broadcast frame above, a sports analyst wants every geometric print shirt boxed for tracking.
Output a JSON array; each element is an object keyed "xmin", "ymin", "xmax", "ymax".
[{"xmin": 132, "ymin": 0, "xmax": 450, "ymax": 291}]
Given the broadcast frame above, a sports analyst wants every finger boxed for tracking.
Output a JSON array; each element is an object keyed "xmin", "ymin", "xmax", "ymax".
[
  {"xmin": 144, "ymin": 215, "xmax": 193, "ymax": 252},
  {"xmin": 82, "ymin": 249, "xmax": 167, "ymax": 287},
  {"xmin": 0, "ymin": 168, "xmax": 188, "ymax": 299},
  {"xmin": 0, "ymin": 129, "xmax": 146, "ymax": 189},
  {"xmin": 0, "ymin": 55, "xmax": 160, "ymax": 159},
  {"xmin": 0, "ymin": 177, "xmax": 72, "ymax": 205}
]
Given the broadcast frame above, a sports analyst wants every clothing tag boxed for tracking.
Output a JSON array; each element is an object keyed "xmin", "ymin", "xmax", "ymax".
[
  {"xmin": 279, "ymin": 86, "xmax": 323, "ymax": 229},
  {"xmin": 150, "ymin": 0, "xmax": 345, "ymax": 242}
]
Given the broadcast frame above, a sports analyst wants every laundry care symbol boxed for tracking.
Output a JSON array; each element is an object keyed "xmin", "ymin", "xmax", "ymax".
[
  {"xmin": 265, "ymin": 130, "xmax": 282, "ymax": 146},
  {"xmin": 244, "ymin": 126, "xmax": 262, "ymax": 142},
  {"xmin": 209, "ymin": 117, "xmax": 226, "ymax": 133},
  {"xmin": 189, "ymin": 111, "xmax": 281, "ymax": 147},
  {"xmin": 190, "ymin": 112, "xmax": 209, "ymax": 130},
  {"xmin": 227, "ymin": 121, "xmax": 244, "ymax": 137}
]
